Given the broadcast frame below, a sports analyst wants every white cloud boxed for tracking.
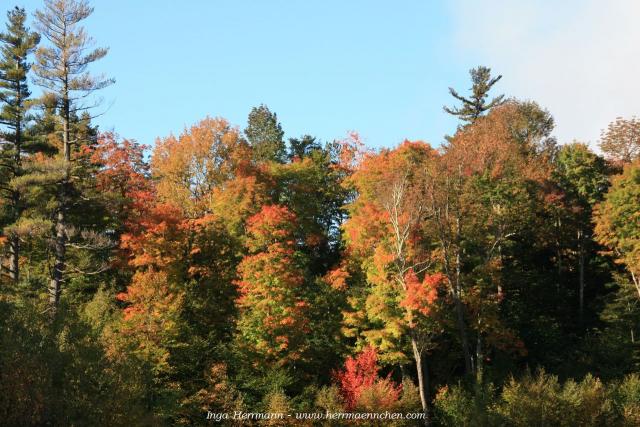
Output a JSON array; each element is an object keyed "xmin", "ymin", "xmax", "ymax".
[{"xmin": 449, "ymin": 0, "xmax": 640, "ymax": 146}]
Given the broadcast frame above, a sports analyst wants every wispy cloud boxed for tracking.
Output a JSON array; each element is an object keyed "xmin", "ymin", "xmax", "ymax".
[{"xmin": 449, "ymin": 0, "xmax": 640, "ymax": 146}]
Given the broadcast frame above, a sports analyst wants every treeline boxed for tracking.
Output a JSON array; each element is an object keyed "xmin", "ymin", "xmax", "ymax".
[{"xmin": 1, "ymin": 1, "xmax": 639, "ymax": 426}]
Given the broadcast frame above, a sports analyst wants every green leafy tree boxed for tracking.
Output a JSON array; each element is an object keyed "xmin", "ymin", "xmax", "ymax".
[{"xmin": 554, "ymin": 142, "xmax": 609, "ymax": 320}]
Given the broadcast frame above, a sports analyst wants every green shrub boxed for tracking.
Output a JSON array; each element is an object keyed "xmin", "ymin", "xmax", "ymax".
[
  {"xmin": 433, "ymin": 383, "xmax": 475, "ymax": 427},
  {"xmin": 610, "ymin": 374, "xmax": 640, "ymax": 426},
  {"xmin": 492, "ymin": 370, "xmax": 610, "ymax": 427}
]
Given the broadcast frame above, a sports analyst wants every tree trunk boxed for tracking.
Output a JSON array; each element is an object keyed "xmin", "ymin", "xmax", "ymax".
[
  {"xmin": 411, "ymin": 335, "xmax": 430, "ymax": 426},
  {"xmin": 453, "ymin": 220, "xmax": 473, "ymax": 376},
  {"xmin": 8, "ymin": 89, "xmax": 22, "ymax": 284},
  {"xmin": 454, "ymin": 296, "xmax": 472, "ymax": 376},
  {"xmin": 578, "ymin": 229, "xmax": 585, "ymax": 323},
  {"xmin": 9, "ymin": 235, "xmax": 19, "ymax": 283},
  {"xmin": 48, "ymin": 92, "xmax": 70, "ymax": 317},
  {"xmin": 476, "ymin": 329, "xmax": 483, "ymax": 385},
  {"xmin": 631, "ymin": 270, "xmax": 640, "ymax": 300},
  {"xmin": 49, "ymin": 208, "xmax": 66, "ymax": 312}
]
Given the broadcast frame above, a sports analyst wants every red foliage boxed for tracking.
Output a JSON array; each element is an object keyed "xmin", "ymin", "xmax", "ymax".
[
  {"xmin": 92, "ymin": 133, "xmax": 153, "ymax": 227},
  {"xmin": 334, "ymin": 346, "xmax": 402, "ymax": 410}
]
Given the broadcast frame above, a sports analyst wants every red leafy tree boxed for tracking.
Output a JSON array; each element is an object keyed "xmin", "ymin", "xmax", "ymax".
[{"xmin": 334, "ymin": 346, "xmax": 402, "ymax": 410}]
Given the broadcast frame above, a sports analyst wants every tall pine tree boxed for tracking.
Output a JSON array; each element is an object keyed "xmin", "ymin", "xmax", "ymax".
[
  {"xmin": 444, "ymin": 65, "xmax": 505, "ymax": 124},
  {"xmin": 33, "ymin": 0, "xmax": 113, "ymax": 315},
  {"xmin": 0, "ymin": 7, "xmax": 40, "ymax": 283}
]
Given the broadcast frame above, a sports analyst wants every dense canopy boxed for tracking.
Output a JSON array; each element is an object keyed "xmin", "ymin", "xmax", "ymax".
[{"xmin": 0, "ymin": 1, "xmax": 639, "ymax": 426}]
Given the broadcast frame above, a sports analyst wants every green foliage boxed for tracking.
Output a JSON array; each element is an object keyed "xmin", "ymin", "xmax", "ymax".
[
  {"xmin": 595, "ymin": 161, "xmax": 640, "ymax": 285},
  {"xmin": 444, "ymin": 65, "xmax": 505, "ymax": 124},
  {"xmin": 245, "ymin": 104, "xmax": 286, "ymax": 163},
  {"xmin": 610, "ymin": 374, "xmax": 640, "ymax": 426},
  {"xmin": 434, "ymin": 383, "xmax": 477, "ymax": 427},
  {"xmin": 494, "ymin": 371, "xmax": 610, "ymax": 426}
]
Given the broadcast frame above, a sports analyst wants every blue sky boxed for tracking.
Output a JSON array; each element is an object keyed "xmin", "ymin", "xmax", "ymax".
[{"xmin": 8, "ymin": 0, "xmax": 640, "ymax": 150}]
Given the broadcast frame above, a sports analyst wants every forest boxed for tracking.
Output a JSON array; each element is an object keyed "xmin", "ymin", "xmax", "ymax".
[{"xmin": 1, "ymin": 0, "xmax": 640, "ymax": 426}]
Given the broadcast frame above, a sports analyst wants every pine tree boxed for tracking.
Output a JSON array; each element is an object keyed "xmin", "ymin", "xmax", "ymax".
[
  {"xmin": 245, "ymin": 104, "xmax": 285, "ymax": 163},
  {"xmin": 32, "ymin": 0, "xmax": 113, "ymax": 315},
  {"xmin": 0, "ymin": 7, "xmax": 40, "ymax": 283},
  {"xmin": 444, "ymin": 65, "xmax": 505, "ymax": 124}
]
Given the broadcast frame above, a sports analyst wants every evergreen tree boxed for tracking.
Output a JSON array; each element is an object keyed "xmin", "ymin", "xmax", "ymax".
[
  {"xmin": 287, "ymin": 134, "xmax": 320, "ymax": 161},
  {"xmin": 32, "ymin": 0, "xmax": 113, "ymax": 315},
  {"xmin": 444, "ymin": 65, "xmax": 505, "ymax": 124},
  {"xmin": 553, "ymin": 143, "xmax": 609, "ymax": 321},
  {"xmin": 0, "ymin": 7, "xmax": 40, "ymax": 283},
  {"xmin": 245, "ymin": 104, "xmax": 285, "ymax": 163}
]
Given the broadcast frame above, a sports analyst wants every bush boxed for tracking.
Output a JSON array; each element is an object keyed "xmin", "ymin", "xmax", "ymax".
[
  {"xmin": 610, "ymin": 374, "xmax": 640, "ymax": 426},
  {"xmin": 492, "ymin": 370, "xmax": 610, "ymax": 427},
  {"xmin": 433, "ymin": 383, "xmax": 476, "ymax": 427}
]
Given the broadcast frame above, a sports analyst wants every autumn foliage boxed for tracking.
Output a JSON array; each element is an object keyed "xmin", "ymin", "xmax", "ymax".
[
  {"xmin": 235, "ymin": 205, "xmax": 311, "ymax": 366},
  {"xmin": 401, "ymin": 270, "xmax": 444, "ymax": 318},
  {"xmin": 334, "ymin": 346, "xmax": 402, "ymax": 410},
  {"xmin": 2, "ymin": 11, "xmax": 640, "ymax": 423}
]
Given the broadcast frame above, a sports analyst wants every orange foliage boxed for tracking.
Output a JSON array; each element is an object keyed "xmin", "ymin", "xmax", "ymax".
[
  {"xmin": 443, "ymin": 102, "xmax": 550, "ymax": 184},
  {"xmin": 401, "ymin": 270, "xmax": 444, "ymax": 318},
  {"xmin": 235, "ymin": 205, "xmax": 310, "ymax": 366},
  {"xmin": 151, "ymin": 117, "xmax": 251, "ymax": 215},
  {"xmin": 112, "ymin": 269, "xmax": 183, "ymax": 373}
]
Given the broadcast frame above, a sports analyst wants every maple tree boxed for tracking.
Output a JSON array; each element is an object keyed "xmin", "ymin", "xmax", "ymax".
[
  {"xmin": 152, "ymin": 116, "xmax": 250, "ymax": 217},
  {"xmin": 343, "ymin": 140, "xmax": 442, "ymax": 418},
  {"xmin": 235, "ymin": 205, "xmax": 311, "ymax": 368},
  {"xmin": 425, "ymin": 102, "xmax": 551, "ymax": 382}
]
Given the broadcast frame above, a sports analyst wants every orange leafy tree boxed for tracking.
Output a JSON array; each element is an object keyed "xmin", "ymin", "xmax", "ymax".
[
  {"xmin": 342, "ymin": 140, "xmax": 442, "ymax": 417},
  {"xmin": 114, "ymin": 269, "xmax": 182, "ymax": 375},
  {"xmin": 151, "ymin": 116, "xmax": 252, "ymax": 216},
  {"xmin": 111, "ymin": 118, "xmax": 251, "ymax": 403}
]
